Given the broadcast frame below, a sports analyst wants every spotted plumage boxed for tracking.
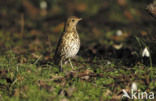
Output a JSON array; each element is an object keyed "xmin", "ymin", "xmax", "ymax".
[{"xmin": 54, "ymin": 16, "xmax": 82, "ymax": 71}]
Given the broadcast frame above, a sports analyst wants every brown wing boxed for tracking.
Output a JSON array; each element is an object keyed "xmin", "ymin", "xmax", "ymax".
[{"xmin": 53, "ymin": 32, "xmax": 66, "ymax": 65}]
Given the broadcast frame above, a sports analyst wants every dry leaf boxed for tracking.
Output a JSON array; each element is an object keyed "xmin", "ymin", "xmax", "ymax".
[
  {"xmin": 124, "ymin": 10, "xmax": 133, "ymax": 20},
  {"xmin": 53, "ymin": 23, "xmax": 64, "ymax": 33},
  {"xmin": 76, "ymin": 3, "xmax": 87, "ymax": 12},
  {"xmin": 22, "ymin": 0, "xmax": 39, "ymax": 19},
  {"xmin": 140, "ymin": 31, "xmax": 147, "ymax": 36},
  {"xmin": 117, "ymin": 0, "xmax": 127, "ymax": 6}
]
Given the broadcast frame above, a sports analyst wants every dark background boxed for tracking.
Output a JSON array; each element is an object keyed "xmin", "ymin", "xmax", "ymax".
[
  {"xmin": 0, "ymin": 0, "xmax": 156, "ymax": 100},
  {"xmin": 0, "ymin": 0, "xmax": 155, "ymax": 65}
]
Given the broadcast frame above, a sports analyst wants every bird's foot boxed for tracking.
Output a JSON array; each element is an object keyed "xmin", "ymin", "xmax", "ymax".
[{"xmin": 59, "ymin": 66, "xmax": 63, "ymax": 72}]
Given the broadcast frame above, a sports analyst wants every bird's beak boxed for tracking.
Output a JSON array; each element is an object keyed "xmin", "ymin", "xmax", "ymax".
[{"xmin": 78, "ymin": 18, "xmax": 82, "ymax": 21}]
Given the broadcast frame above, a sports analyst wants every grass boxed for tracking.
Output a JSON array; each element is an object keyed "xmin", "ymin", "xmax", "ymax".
[
  {"xmin": 0, "ymin": 22, "xmax": 155, "ymax": 100},
  {"xmin": 0, "ymin": 48, "xmax": 155, "ymax": 100},
  {"xmin": 0, "ymin": 0, "xmax": 156, "ymax": 100}
]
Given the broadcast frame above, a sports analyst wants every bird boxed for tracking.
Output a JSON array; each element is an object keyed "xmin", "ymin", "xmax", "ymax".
[
  {"xmin": 147, "ymin": 2, "xmax": 156, "ymax": 18},
  {"xmin": 54, "ymin": 16, "xmax": 82, "ymax": 71}
]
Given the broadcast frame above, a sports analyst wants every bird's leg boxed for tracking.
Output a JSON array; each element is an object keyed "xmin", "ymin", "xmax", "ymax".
[
  {"xmin": 68, "ymin": 58, "xmax": 74, "ymax": 69},
  {"xmin": 59, "ymin": 59, "xmax": 63, "ymax": 72}
]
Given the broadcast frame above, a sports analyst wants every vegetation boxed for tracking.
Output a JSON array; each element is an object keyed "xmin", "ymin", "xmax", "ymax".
[{"xmin": 0, "ymin": 0, "xmax": 156, "ymax": 100}]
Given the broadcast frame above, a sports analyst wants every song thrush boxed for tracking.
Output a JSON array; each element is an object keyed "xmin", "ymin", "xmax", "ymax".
[
  {"xmin": 147, "ymin": 2, "xmax": 156, "ymax": 18},
  {"xmin": 54, "ymin": 16, "xmax": 82, "ymax": 71}
]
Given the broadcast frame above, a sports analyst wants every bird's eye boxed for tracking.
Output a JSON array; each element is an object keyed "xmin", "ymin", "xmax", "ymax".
[{"xmin": 72, "ymin": 19, "xmax": 75, "ymax": 22}]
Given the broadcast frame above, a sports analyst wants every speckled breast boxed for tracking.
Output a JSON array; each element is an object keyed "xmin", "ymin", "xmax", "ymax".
[{"xmin": 63, "ymin": 31, "xmax": 80, "ymax": 58}]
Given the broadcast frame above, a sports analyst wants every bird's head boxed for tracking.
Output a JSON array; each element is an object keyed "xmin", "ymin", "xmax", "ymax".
[{"xmin": 65, "ymin": 16, "xmax": 82, "ymax": 31}]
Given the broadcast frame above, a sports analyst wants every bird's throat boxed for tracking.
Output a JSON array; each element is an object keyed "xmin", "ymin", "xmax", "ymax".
[{"xmin": 65, "ymin": 26, "xmax": 77, "ymax": 32}]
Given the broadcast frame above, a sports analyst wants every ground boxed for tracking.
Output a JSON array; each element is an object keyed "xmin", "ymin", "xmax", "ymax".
[{"xmin": 0, "ymin": 0, "xmax": 156, "ymax": 101}]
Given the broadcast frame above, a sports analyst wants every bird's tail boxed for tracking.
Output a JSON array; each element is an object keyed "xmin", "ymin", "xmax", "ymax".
[{"xmin": 53, "ymin": 54, "xmax": 61, "ymax": 65}]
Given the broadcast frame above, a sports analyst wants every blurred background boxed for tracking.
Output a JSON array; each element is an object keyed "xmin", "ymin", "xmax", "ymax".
[
  {"xmin": 0, "ymin": 0, "xmax": 155, "ymax": 65},
  {"xmin": 0, "ymin": 0, "xmax": 156, "ymax": 100}
]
